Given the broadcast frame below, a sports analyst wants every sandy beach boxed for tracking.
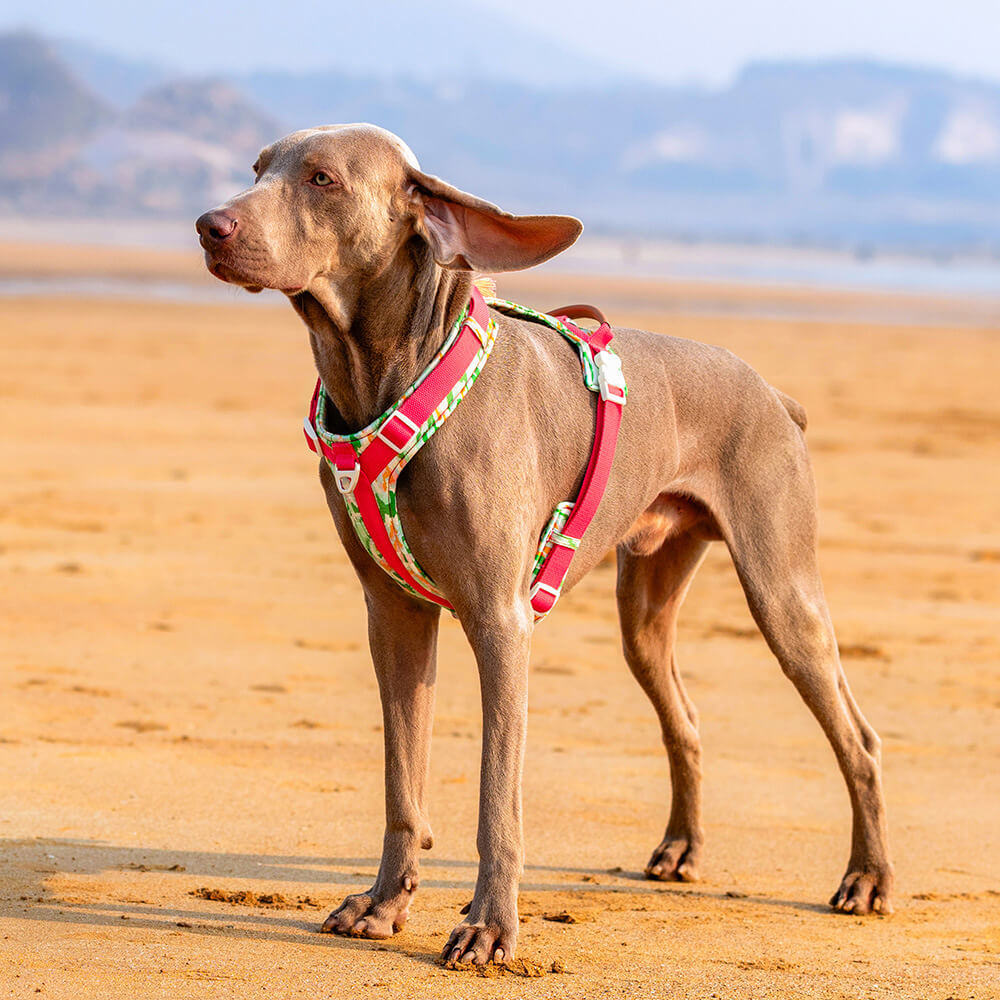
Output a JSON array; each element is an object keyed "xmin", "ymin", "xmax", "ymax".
[{"xmin": 1, "ymin": 246, "xmax": 998, "ymax": 998}]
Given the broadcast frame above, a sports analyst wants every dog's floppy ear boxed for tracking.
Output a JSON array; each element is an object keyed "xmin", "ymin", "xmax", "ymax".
[{"xmin": 408, "ymin": 169, "xmax": 582, "ymax": 272}]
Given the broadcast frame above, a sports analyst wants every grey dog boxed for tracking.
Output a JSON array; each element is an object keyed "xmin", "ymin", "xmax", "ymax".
[{"xmin": 196, "ymin": 123, "xmax": 894, "ymax": 965}]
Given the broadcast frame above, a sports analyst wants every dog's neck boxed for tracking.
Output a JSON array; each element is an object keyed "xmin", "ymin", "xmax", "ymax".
[{"xmin": 291, "ymin": 241, "xmax": 473, "ymax": 432}]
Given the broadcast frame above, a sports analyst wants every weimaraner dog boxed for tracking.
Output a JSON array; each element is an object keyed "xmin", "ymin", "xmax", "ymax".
[{"xmin": 196, "ymin": 123, "xmax": 894, "ymax": 965}]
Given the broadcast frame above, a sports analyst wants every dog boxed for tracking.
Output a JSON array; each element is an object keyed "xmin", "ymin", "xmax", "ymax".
[{"xmin": 196, "ymin": 123, "xmax": 894, "ymax": 964}]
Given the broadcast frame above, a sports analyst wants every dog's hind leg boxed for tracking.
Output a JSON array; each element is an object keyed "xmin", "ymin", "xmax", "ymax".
[
  {"xmin": 616, "ymin": 531, "xmax": 710, "ymax": 882},
  {"xmin": 718, "ymin": 454, "xmax": 894, "ymax": 914}
]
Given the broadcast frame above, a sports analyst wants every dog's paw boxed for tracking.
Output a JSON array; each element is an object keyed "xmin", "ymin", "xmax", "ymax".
[
  {"xmin": 830, "ymin": 865, "xmax": 895, "ymax": 915},
  {"xmin": 320, "ymin": 876, "xmax": 417, "ymax": 938},
  {"xmin": 644, "ymin": 835, "xmax": 702, "ymax": 882},
  {"xmin": 441, "ymin": 911, "xmax": 517, "ymax": 965}
]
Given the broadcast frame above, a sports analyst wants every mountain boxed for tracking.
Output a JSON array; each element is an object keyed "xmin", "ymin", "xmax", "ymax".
[
  {"xmin": 234, "ymin": 59, "xmax": 1000, "ymax": 249},
  {"xmin": 54, "ymin": 37, "xmax": 169, "ymax": 108},
  {"xmin": 0, "ymin": 32, "xmax": 110, "ymax": 170},
  {"xmin": 78, "ymin": 80, "xmax": 282, "ymax": 214},
  {"xmin": 3, "ymin": 30, "xmax": 1000, "ymax": 251},
  {"xmin": 124, "ymin": 79, "xmax": 281, "ymax": 156},
  {"xmin": 0, "ymin": 35, "xmax": 278, "ymax": 215}
]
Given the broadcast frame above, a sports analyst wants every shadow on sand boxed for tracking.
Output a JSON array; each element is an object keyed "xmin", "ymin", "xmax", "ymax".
[{"xmin": 1, "ymin": 836, "xmax": 831, "ymax": 964}]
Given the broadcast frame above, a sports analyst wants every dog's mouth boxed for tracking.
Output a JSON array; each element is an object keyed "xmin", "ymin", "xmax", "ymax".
[
  {"xmin": 202, "ymin": 254, "xmax": 306, "ymax": 296},
  {"xmin": 203, "ymin": 256, "xmax": 265, "ymax": 294}
]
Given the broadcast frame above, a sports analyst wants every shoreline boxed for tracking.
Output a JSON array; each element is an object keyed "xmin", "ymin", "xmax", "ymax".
[
  {"xmin": 3, "ymin": 218, "xmax": 1000, "ymax": 297},
  {"xmin": 2, "ymin": 239, "xmax": 999, "ymax": 329}
]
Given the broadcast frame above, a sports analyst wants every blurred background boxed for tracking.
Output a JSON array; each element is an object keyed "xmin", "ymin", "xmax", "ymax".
[{"xmin": 3, "ymin": 0, "xmax": 1000, "ymax": 293}]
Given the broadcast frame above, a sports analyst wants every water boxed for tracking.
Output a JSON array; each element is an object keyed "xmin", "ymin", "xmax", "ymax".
[
  {"xmin": 2, "ymin": 217, "xmax": 999, "ymax": 319},
  {"xmin": 546, "ymin": 237, "xmax": 1000, "ymax": 300},
  {"xmin": 0, "ymin": 275, "xmax": 279, "ymax": 306}
]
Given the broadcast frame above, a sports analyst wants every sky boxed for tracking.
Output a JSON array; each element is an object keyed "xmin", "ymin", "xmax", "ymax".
[
  {"xmin": 3, "ymin": 0, "xmax": 999, "ymax": 86},
  {"xmin": 482, "ymin": 0, "xmax": 1000, "ymax": 86}
]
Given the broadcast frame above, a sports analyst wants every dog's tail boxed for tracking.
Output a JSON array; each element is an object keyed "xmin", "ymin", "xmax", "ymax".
[{"xmin": 774, "ymin": 388, "xmax": 808, "ymax": 431}]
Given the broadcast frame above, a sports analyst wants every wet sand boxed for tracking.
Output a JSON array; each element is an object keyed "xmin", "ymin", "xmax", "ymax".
[{"xmin": 1, "ymin": 252, "xmax": 998, "ymax": 998}]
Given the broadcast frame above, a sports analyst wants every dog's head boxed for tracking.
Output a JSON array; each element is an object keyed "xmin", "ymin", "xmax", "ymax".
[{"xmin": 195, "ymin": 123, "xmax": 582, "ymax": 295}]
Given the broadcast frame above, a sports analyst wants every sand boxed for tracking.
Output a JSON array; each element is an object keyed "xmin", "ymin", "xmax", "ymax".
[{"xmin": 1, "ymin": 250, "xmax": 998, "ymax": 998}]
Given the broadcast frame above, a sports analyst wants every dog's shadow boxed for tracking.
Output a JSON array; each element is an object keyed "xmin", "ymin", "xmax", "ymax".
[{"xmin": 2, "ymin": 836, "xmax": 830, "ymax": 961}]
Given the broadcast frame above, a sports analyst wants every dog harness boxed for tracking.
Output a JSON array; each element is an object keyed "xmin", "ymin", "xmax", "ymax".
[{"xmin": 303, "ymin": 286, "xmax": 627, "ymax": 622}]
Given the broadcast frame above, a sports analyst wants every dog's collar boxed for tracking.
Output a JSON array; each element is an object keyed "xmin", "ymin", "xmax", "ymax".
[{"xmin": 304, "ymin": 286, "xmax": 627, "ymax": 621}]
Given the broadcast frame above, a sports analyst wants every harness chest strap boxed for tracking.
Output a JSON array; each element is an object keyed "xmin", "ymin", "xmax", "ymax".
[
  {"xmin": 304, "ymin": 289, "xmax": 493, "ymax": 607},
  {"xmin": 304, "ymin": 288, "xmax": 626, "ymax": 621}
]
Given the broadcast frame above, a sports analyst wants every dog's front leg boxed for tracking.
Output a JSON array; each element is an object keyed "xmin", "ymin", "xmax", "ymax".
[
  {"xmin": 321, "ymin": 590, "xmax": 440, "ymax": 939},
  {"xmin": 442, "ymin": 608, "xmax": 531, "ymax": 965}
]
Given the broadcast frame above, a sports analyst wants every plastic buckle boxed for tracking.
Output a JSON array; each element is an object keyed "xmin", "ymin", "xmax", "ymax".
[
  {"xmin": 467, "ymin": 316, "xmax": 490, "ymax": 348},
  {"xmin": 595, "ymin": 350, "xmax": 627, "ymax": 405},
  {"xmin": 376, "ymin": 410, "xmax": 421, "ymax": 453},
  {"xmin": 333, "ymin": 462, "xmax": 361, "ymax": 495},
  {"xmin": 529, "ymin": 580, "xmax": 562, "ymax": 606},
  {"xmin": 550, "ymin": 530, "xmax": 580, "ymax": 552},
  {"xmin": 303, "ymin": 418, "xmax": 319, "ymax": 452}
]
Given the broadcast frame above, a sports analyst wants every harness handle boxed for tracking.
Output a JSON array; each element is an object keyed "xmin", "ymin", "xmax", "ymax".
[{"xmin": 547, "ymin": 303, "xmax": 609, "ymax": 326}]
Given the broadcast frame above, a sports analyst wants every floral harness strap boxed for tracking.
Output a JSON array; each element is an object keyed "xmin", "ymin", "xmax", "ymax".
[{"xmin": 303, "ymin": 286, "xmax": 627, "ymax": 622}]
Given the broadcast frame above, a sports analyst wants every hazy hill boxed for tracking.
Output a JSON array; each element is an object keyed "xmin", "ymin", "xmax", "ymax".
[
  {"xmin": 235, "ymin": 59, "xmax": 1000, "ymax": 248},
  {"xmin": 54, "ymin": 37, "xmax": 169, "ymax": 107},
  {"xmin": 81, "ymin": 79, "xmax": 282, "ymax": 214},
  {"xmin": 0, "ymin": 32, "xmax": 110, "ymax": 171},
  {"xmin": 124, "ymin": 79, "xmax": 281, "ymax": 156},
  {"xmin": 0, "ymin": 35, "xmax": 279, "ymax": 215},
  {"xmin": 3, "ymin": 30, "xmax": 1000, "ymax": 250}
]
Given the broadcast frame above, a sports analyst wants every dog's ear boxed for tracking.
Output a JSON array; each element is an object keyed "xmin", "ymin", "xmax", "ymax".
[{"xmin": 407, "ymin": 169, "xmax": 582, "ymax": 272}]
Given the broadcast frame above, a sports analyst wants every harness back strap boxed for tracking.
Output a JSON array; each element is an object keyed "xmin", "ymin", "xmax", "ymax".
[{"xmin": 527, "ymin": 307, "xmax": 622, "ymax": 616}]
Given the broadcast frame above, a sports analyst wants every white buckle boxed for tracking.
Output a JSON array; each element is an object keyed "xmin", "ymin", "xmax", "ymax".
[
  {"xmin": 467, "ymin": 317, "xmax": 490, "ymax": 347},
  {"xmin": 550, "ymin": 530, "xmax": 580, "ymax": 551},
  {"xmin": 529, "ymin": 580, "xmax": 562, "ymax": 605},
  {"xmin": 376, "ymin": 410, "xmax": 421, "ymax": 453},
  {"xmin": 334, "ymin": 463, "xmax": 360, "ymax": 495},
  {"xmin": 595, "ymin": 350, "xmax": 627, "ymax": 405}
]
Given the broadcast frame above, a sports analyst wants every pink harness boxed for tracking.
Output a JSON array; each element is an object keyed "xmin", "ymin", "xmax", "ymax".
[{"xmin": 304, "ymin": 287, "xmax": 626, "ymax": 620}]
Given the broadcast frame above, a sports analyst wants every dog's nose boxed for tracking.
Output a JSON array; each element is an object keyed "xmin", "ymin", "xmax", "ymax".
[{"xmin": 195, "ymin": 210, "xmax": 238, "ymax": 244}]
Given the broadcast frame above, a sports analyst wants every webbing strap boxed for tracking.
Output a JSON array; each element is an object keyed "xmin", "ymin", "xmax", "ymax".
[
  {"xmin": 304, "ymin": 291, "xmax": 493, "ymax": 611},
  {"xmin": 528, "ymin": 317, "xmax": 623, "ymax": 617},
  {"xmin": 548, "ymin": 303, "xmax": 610, "ymax": 328},
  {"xmin": 357, "ymin": 289, "xmax": 490, "ymax": 480},
  {"xmin": 346, "ymin": 469, "xmax": 453, "ymax": 606}
]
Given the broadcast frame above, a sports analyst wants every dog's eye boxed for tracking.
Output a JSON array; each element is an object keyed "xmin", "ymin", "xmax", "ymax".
[{"xmin": 310, "ymin": 171, "xmax": 337, "ymax": 187}]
